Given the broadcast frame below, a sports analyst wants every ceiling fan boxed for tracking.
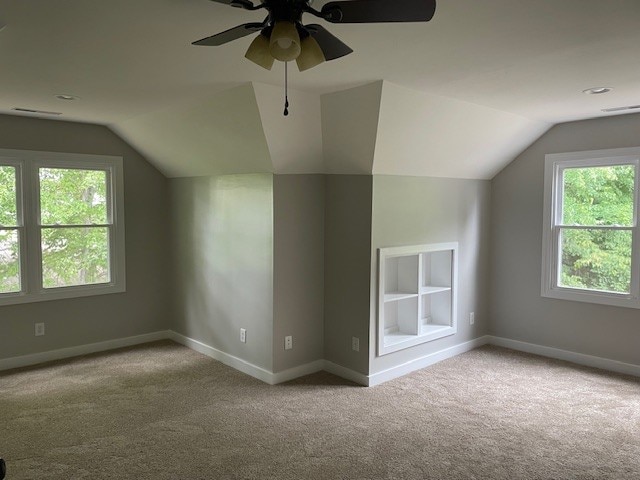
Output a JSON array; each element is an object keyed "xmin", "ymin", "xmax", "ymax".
[{"xmin": 192, "ymin": 0, "xmax": 437, "ymax": 72}]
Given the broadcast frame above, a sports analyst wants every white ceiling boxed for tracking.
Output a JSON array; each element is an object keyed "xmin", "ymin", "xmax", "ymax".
[
  {"xmin": 1, "ymin": 0, "xmax": 639, "ymax": 177},
  {"xmin": 1, "ymin": 0, "xmax": 639, "ymax": 124}
]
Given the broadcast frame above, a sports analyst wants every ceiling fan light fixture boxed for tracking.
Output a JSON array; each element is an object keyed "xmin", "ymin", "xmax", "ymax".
[
  {"xmin": 296, "ymin": 36, "xmax": 325, "ymax": 72},
  {"xmin": 269, "ymin": 21, "xmax": 301, "ymax": 62},
  {"xmin": 55, "ymin": 94, "xmax": 79, "ymax": 101},
  {"xmin": 245, "ymin": 33, "xmax": 274, "ymax": 70},
  {"xmin": 583, "ymin": 87, "xmax": 612, "ymax": 95}
]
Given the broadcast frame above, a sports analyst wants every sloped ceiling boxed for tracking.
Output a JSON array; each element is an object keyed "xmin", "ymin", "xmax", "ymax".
[
  {"xmin": 253, "ymin": 83, "xmax": 324, "ymax": 174},
  {"xmin": 373, "ymin": 82, "xmax": 551, "ymax": 179},
  {"xmin": 113, "ymin": 82, "xmax": 325, "ymax": 177},
  {"xmin": 112, "ymin": 80, "xmax": 549, "ymax": 179},
  {"xmin": 2, "ymin": 0, "xmax": 639, "ymax": 125},
  {"xmin": 319, "ymin": 81, "xmax": 550, "ymax": 179},
  {"xmin": 321, "ymin": 82, "xmax": 383, "ymax": 175},
  {"xmin": 113, "ymin": 84, "xmax": 271, "ymax": 178},
  {"xmin": 2, "ymin": 0, "xmax": 639, "ymax": 178}
]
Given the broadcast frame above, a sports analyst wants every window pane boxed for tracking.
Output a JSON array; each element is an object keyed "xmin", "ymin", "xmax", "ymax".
[
  {"xmin": 559, "ymin": 228, "xmax": 632, "ymax": 294},
  {"xmin": 40, "ymin": 168, "xmax": 108, "ymax": 226},
  {"xmin": 41, "ymin": 227, "xmax": 110, "ymax": 288},
  {"xmin": 562, "ymin": 165, "xmax": 635, "ymax": 226},
  {"xmin": 0, "ymin": 166, "xmax": 18, "ymax": 227},
  {"xmin": 0, "ymin": 229, "xmax": 21, "ymax": 293}
]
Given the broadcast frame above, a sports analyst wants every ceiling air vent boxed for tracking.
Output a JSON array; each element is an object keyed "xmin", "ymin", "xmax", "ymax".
[
  {"xmin": 601, "ymin": 105, "xmax": 640, "ymax": 113},
  {"xmin": 12, "ymin": 107, "xmax": 62, "ymax": 116}
]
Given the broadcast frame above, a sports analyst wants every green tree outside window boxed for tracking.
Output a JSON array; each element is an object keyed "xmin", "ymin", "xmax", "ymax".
[
  {"xmin": 559, "ymin": 165, "xmax": 635, "ymax": 294},
  {"xmin": 39, "ymin": 168, "xmax": 111, "ymax": 288},
  {"xmin": 0, "ymin": 166, "xmax": 20, "ymax": 293}
]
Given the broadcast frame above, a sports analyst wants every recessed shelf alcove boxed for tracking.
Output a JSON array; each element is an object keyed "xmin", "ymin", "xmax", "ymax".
[{"xmin": 377, "ymin": 243, "xmax": 458, "ymax": 356}]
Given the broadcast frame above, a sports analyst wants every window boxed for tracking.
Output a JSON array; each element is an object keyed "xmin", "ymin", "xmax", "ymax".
[
  {"xmin": 542, "ymin": 147, "xmax": 640, "ymax": 308},
  {"xmin": 0, "ymin": 164, "xmax": 21, "ymax": 294},
  {"xmin": 0, "ymin": 149, "xmax": 125, "ymax": 305}
]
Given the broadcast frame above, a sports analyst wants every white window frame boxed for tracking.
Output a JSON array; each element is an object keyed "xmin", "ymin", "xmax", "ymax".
[
  {"xmin": 0, "ymin": 149, "xmax": 125, "ymax": 306},
  {"xmin": 541, "ymin": 147, "xmax": 640, "ymax": 309}
]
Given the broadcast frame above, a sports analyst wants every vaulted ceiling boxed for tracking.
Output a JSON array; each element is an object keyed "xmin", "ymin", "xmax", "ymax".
[{"xmin": 1, "ymin": 0, "xmax": 639, "ymax": 178}]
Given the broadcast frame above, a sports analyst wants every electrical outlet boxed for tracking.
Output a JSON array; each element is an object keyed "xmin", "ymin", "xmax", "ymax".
[
  {"xmin": 35, "ymin": 323, "xmax": 45, "ymax": 336},
  {"xmin": 240, "ymin": 328, "xmax": 246, "ymax": 343},
  {"xmin": 284, "ymin": 335, "xmax": 293, "ymax": 350},
  {"xmin": 470, "ymin": 312, "xmax": 475, "ymax": 325},
  {"xmin": 351, "ymin": 336, "xmax": 360, "ymax": 352}
]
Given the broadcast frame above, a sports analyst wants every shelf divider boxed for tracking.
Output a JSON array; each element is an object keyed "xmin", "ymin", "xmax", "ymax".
[
  {"xmin": 384, "ymin": 292, "xmax": 419, "ymax": 303},
  {"xmin": 420, "ymin": 286, "xmax": 451, "ymax": 295}
]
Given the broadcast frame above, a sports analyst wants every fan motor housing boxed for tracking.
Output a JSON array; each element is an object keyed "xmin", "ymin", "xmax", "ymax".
[{"xmin": 262, "ymin": 0, "xmax": 308, "ymax": 23}]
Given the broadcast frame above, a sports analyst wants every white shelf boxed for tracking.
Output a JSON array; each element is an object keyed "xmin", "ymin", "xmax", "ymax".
[
  {"xmin": 419, "ymin": 323, "xmax": 451, "ymax": 336},
  {"xmin": 378, "ymin": 243, "xmax": 458, "ymax": 356},
  {"xmin": 383, "ymin": 330, "xmax": 418, "ymax": 347},
  {"xmin": 420, "ymin": 286, "xmax": 451, "ymax": 295},
  {"xmin": 383, "ymin": 324, "xmax": 455, "ymax": 348},
  {"xmin": 384, "ymin": 292, "xmax": 418, "ymax": 303}
]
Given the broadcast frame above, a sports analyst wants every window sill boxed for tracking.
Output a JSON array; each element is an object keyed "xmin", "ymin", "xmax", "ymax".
[
  {"xmin": 0, "ymin": 283, "xmax": 126, "ymax": 307},
  {"xmin": 542, "ymin": 286, "xmax": 640, "ymax": 309}
]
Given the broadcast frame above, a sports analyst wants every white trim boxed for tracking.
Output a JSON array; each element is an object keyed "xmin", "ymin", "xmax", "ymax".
[
  {"xmin": 377, "ymin": 242, "xmax": 459, "ymax": 356},
  {"xmin": 3, "ymin": 331, "xmax": 637, "ymax": 388},
  {"xmin": 0, "ymin": 329, "xmax": 328, "ymax": 385},
  {"xmin": 0, "ymin": 148, "xmax": 126, "ymax": 306},
  {"xmin": 323, "ymin": 360, "xmax": 369, "ymax": 386},
  {"xmin": 487, "ymin": 335, "xmax": 640, "ymax": 378},
  {"xmin": 168, "ymin": 331, "xmax": 327, "ymax": 385},
  {"xmin": 541, "ymin": 147, "xmax": 640, "ymax": 309},
  {"xmin": 271, "ymin": 360, "xmax": 325, "ymax": 384},
  {"xmin": 367, "ymin": 336, "xmax": 491, "ymax": 386},
  {"xmin": 0, "ymin": 330, "xmax": 170, "ymax": 372},
  {"xmin": 167, "ymin": 331, "xmax": 274, "ymax": 384}
]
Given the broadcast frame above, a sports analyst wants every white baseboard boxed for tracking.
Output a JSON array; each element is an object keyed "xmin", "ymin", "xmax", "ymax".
[
  {"xmin": 0, "ymin": 330, "xmax": 492, "ymax": 386},
  {"xmin": 323, "ymin": 361, "xmax": 369, "ymax": 386},
  {"xmin": 0, "ymin": 330, "xmax": 170, "ymax": 372},
  {"xmin": 367, "ymin": 336, "xmax": 491, "ymax": 386},
  {"xmin": 167, "ymin": 331, "xmax": 275, "ymax": 384},
  {"xmin": 487, "ymin": 335, "xmax": 640, "ymax": 378},
  {"xmin": 7, "ymin": 330, "xmax": 634, "ymax": 388},
  {"xmin": 0, "ymin": 329, "xmax": 326, "ymax": 386},
  {"xmin": 168, "ymin": 331, "xmax": 326, "ymax": 385},
  {"xmin": 271, "ymin": 360, "xmax": 325, "ymax": 384}
]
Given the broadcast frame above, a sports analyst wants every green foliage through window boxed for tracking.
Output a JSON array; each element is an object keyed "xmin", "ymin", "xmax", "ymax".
[
  {"xmin": 0, "ymin": 166, "xmax": 17, "ymax": 227},
  {"xmin": 0, "ymin": 152, "xmax": 123, "ymax": 304},
  {"xmin": 39, "ymin": 168, "xmax": 111, "ymax": 289},
  {"xmin": 559, "ymin": 165, "xmax": 635, "ymax": 294},
  {"xmin": 40, "ymin": 168, "xmax": 108, "ymax": 225},
  {"xmin": 41, "ymin": 227, "xmax": 110, "ymax": 288},
  {"xmin": 562, "ymin": 165, "xmax": 634, "ymax": 226},
  {"xmin": 0, "ymin": 166, "xmax": 20, "ymax": 293},
  {"xmin": 0, "ymin": 229, "xmax": 20, "ymax": 293}
]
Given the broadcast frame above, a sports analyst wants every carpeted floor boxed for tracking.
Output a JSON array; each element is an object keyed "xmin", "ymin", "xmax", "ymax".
[{"xmin": 1, "ymin": 342, "xmax": 639, "ymax": 479}]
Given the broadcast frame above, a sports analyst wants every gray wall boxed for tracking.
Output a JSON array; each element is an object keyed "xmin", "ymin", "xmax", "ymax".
[
  {"xmin": 169, "ymin": 174, "xmax": 274, "ymax": 371},
  {"xmin": 0, "ymin": 114, "xmax": 170, "ymax": 359},
  {"xmin": 273, "ymin": 175, "xmax": 325, "ymax": 373},
  {"xmin": 370, "ymin": 175, "xmax": 492, "ymax": 374},
  {"xmin": 323, "ymin": 175, "xmax": 373, "ymax": 375},
  {"xmin": 490, "ymin": 113, "xmax": 640, "ymax": 366}
]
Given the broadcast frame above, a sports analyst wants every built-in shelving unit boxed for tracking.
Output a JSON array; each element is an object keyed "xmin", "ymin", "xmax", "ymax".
[{"xmin": 377, "ymin": 243, "xmax": 458, "ymax": 356}]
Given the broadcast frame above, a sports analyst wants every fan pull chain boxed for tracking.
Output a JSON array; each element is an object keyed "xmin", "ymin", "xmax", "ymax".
[{"xmin": 283, "ymin": 61, "xmax": 290, "ymax": 116}]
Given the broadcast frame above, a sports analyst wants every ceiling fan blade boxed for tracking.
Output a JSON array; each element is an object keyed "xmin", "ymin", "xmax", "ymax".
[
  {"xmin": 305, "ymin": 25, "xmax": 353, "ymax": 61},
  {"xmin": 192, "ymin": 23, "xmax": 265, "ymax": 46},
  {"xmin": 321, "ymin": 0, "xmax": 436, "ymax": 23},
  {"xmin": 209, "ymin": 0, "xmax": 255, "ymax": 8}
]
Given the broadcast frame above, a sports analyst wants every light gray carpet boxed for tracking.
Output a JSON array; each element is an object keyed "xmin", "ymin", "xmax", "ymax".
[{"xmin": 1, "ymin": 342, "xmax": 639, "ymax": 479}]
